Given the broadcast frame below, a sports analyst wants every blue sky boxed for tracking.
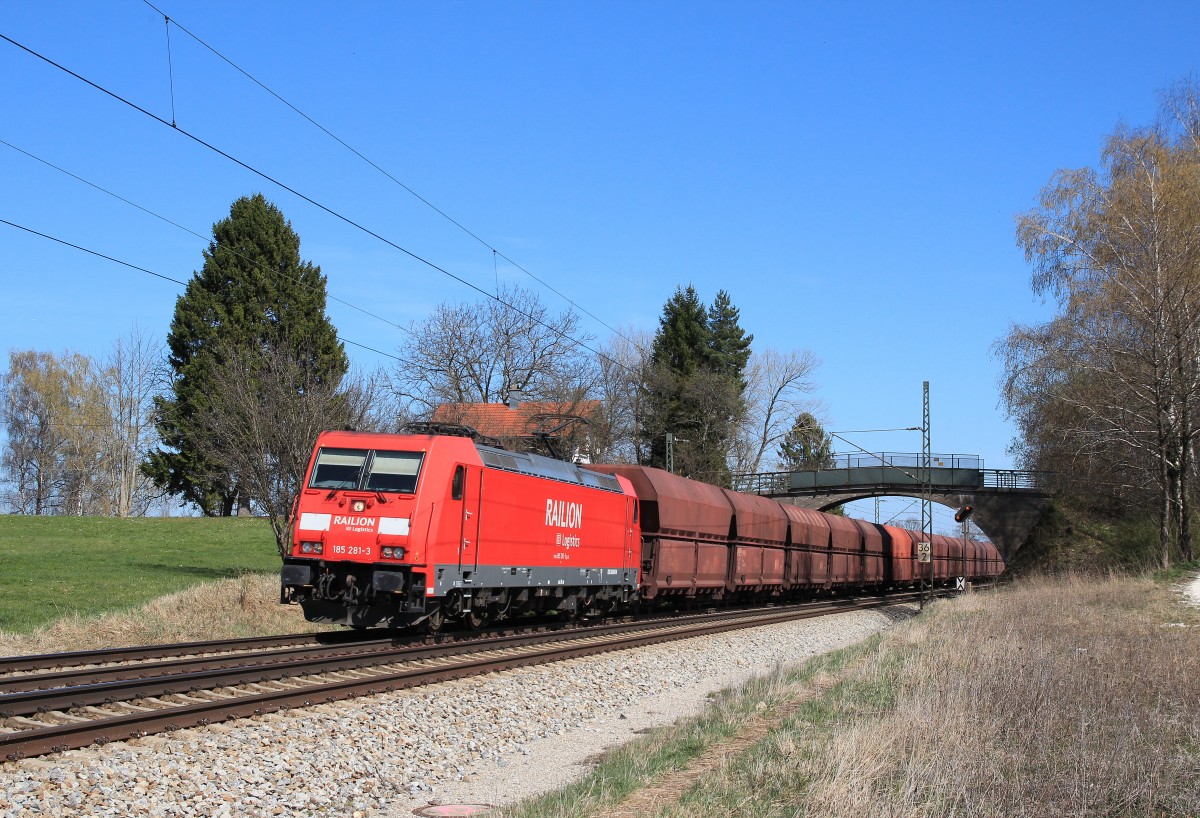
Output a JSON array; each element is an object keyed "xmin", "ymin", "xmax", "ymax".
[{"xmin": 2, "ymin": 1, "xmax": 1198, "ymax": 528}]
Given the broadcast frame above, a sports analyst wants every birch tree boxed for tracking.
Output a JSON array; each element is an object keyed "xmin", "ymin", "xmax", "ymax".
[
  {"xmin": 98, "ymin": 327, "xmax": 164, "ymax": 516},
  {"xmin": 1003, "ymin": 101, "xmax": 1200, "ymax": 566},
  {"xmin": 1, "ymin": 350, "xmax": 106, "ymax": 514}
]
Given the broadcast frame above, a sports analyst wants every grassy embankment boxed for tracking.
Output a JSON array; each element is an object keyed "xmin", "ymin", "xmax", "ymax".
[
  {"xmin": 499, "ymin": 574, "xmax": 1200, "ymax": 818},
  {"xmin": 0, "ymin": 515, "xmax": 328, "ymax": 655}
]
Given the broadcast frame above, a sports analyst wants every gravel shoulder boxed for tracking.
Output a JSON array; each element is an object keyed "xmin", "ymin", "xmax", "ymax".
[{"xmin": 1, "ymin": 606, "xmax": 914, "ymax": 818}]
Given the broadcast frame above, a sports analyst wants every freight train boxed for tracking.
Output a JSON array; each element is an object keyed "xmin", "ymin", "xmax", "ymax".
[{"xmin": 279, "ymin": 430, "xmax": 1005, "ymax": 630}]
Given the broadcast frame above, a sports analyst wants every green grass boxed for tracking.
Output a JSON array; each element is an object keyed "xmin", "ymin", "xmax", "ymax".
[{"xmin": 1, "ymin": 515, "xmax": 280, "ymax": 633}]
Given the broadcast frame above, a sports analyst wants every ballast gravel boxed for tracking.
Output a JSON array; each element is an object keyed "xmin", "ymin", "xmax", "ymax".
[{"xmin": 1, "ymin": 606, "xmax": 914, "ymax": 817}]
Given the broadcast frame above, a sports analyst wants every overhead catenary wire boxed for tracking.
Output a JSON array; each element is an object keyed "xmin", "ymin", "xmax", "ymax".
[
  {"xmin": 160, "ymin": 10, "xmax": 176, "ymax": 127},
  {"xmin": 138, "ymin": 0, "xmax": 645, "ymax": 355},
  {"xmin": 829, "ymin": 431, "xmax": 928, "ymax": 484},
  {"xmin": 0, "ymin": 217, "xmax": 411, "ymax": 366},
  {"xmin": 0, "ymin": 137, "xmax": 417, "ymax": 343},
  {"xmin": 0, "ymin": 32, "xmax": 635, "ymax": 379}
]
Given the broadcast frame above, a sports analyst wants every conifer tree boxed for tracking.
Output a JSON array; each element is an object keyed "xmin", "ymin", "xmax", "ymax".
[
  {"xmin": 777, "ymin": 412, "xmax": 834, "ymax": 470},
  {"xmin": 707, "ymin": 290, "xmax": 753, "ymax": 386},
  {"xmin": 642, "ymin": 286, "xmax": 750, "ymax": 486},
  {"xmin": 651, "ymin": 285, "xmax": 710, "ymax": 377},
  {"xmin": 144, "ymin": 194, "xmax": 347, "ymax": 515}
]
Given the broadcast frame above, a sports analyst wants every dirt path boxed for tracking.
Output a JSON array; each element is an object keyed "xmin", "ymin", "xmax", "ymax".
[
  {"xmin": 587, "ymin": 665, "xmax": 854, "ymax": 818},
  {"xmin": 1184, "ymin": 573, "xmax": 1200, "ymax": 605}
]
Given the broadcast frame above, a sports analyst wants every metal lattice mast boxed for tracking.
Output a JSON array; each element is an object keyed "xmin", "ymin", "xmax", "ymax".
[{"xmin": 921, "ymin": 381, "xmax": 933, "ymax": 605}]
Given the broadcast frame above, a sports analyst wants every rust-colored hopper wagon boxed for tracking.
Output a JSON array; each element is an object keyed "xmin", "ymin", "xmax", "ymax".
[
  {"xmin": 720, "ymin": 488, "xmax": 789, "ymax": 596},
  {"xmin": 780, "ymin": 506, "xmax": 833, "ymax": 592},
  {"xmin": 585, "ymin": 464, "xmax": 732, "ymax": 601},
  {"xmin": 826, "ymin": 515, "xmax": 864, "ymax": 587},
  {"xmin": 849, "ymin": 519, "xmax": 887, "ymax": 585},
  {"xmin": 881, "ymin": 524, "xmax": 916, "ymax": 586}
]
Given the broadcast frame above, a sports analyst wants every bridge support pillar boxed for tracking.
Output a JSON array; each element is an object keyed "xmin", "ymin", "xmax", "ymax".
[{"xmin": 963, "ymin": 491, "xmax": 1053, "ymax": 562}]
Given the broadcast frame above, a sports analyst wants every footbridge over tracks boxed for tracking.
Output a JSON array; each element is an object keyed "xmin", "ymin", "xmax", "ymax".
[{"xmin": 732, "ymin": 453, "xmax": 1055, "ymax": 561}]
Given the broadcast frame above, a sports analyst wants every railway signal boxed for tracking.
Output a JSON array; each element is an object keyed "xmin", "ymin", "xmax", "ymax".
[{"xmin": 954, "ymin": 505, "xmax": 974, "ymax": 523}]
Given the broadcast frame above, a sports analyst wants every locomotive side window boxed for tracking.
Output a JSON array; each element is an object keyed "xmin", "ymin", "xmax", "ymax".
[
  {"xmin": 365, "ymin": 451, "xmax": 424, "ymax": 494},
  {"xmin": 309, "ymin": 448, "xmax": 367, "ymax": 489},
  {"xmin": 451, "ymin": 465, "xmax": 465, "ymax": 500}
]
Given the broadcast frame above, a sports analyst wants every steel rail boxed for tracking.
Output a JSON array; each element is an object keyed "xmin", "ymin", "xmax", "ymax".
[
  {"xmin": 0, "ymin": 598, "xmax": 877, "ymax": 709},
  {"xmin": 0, "ymin": 635, "xmax": 427, "ymax": 695},
  {"xmin": 1, "ymin": 594, "xmax": 921, "ymax": 760},
  {"xmin": 0, "ymin": 593, "xmax": 888, "ymax": 695},
  {"xmin": 0, "ymin": 600, "xmax": 799, "ymax": 677},
  {"xmin": 0, "ymin": 628, "xmax": 378, "ymax": 676}
]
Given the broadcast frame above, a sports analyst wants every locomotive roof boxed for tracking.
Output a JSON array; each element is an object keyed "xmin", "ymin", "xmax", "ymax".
[{"xmin": 475, "ymin": 444, "xmax": 625, "ymax": 494}]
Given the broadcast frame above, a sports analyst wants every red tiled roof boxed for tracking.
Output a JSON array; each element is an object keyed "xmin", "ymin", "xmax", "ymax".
[{"xmin": 430, "ymin": 400, "xmax": 601, "ymax": 438}]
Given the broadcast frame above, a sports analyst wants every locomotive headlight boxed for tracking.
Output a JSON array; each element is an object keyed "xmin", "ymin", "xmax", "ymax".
[
  {"xmin": 381, "ymin": 547, "xmax": 406, "ymax": 560},
  {"xmin": 381, "ymin": 547, "xmax": 392, "ymax": 558},
  {"xmin": 300, "ymin": 541, "xmax": 323, "ymax": 555}
]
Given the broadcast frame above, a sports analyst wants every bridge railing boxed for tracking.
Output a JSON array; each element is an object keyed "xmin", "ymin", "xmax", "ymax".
[
  {"xmin": 982, "ymin": 469, "xmax": 1056, "ymax": 490},
  {"xmin": 827, "ymin": 452, "xmax": 983, "ymax": 470},
  {"xmin": 730, "ymin": 464, "xmax": 1056, "ymax": 495},
  {"xmin": 731, "ymin": 472, "xmax": 793, "ymax": 494}
]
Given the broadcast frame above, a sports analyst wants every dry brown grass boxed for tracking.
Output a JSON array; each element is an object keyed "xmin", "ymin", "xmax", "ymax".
[
  {"xmin": 504, "ymin": 576, "xmax": 1200, "ymax": 818},
  {"xmin": 673, "ymin": 576, "xmax": 1200, "ymax": 817},
  {"xmin": 868, "ymin": 575, "xmax": 1200, "ymax": 817},
  {"xmin": 0, "ymin": 574, "xmax": 333, "ymax": 657}
]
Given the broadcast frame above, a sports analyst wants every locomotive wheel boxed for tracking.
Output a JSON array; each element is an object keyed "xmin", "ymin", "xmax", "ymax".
[
  {"xmin": 463, "ymin": 606, "xmax": 488, "ymax": 630},
  {"xmin": 424, "ymin": 606, "xmax": 445, "ymax": 634}
]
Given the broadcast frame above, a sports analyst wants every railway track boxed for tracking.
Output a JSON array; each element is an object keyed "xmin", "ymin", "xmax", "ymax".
[
  {"xmin": 0, "ymin": 628, "xmax": 379, "ymax": 676},
  {"xmin": 1, "ymin": 593, "xmax": 922, "ymax": 761}
]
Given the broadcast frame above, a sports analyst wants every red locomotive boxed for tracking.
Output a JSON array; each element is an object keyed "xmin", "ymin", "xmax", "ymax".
[{"xmin": 280, "ymin": 430, "xmax": 1005, "ymax": 629}]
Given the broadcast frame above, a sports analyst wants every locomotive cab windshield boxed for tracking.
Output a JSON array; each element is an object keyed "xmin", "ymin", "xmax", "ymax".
[{"xmin": 309, "ymin": 447, "xmax": 424, "ymax": 495}]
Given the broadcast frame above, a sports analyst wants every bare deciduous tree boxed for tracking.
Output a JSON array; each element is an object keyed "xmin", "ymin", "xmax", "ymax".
[
  {"xmin": 393, "ymin": 284, "xmax": 598, "ymax": 418},
  {"xmin": 730, "ymin": 347, "xmax": 822, "ymax": 475},
  {"xmin": 193, "ymin": 343, "xmax": 376, "ymax": 552},
  {"xmin": 594, "ymin": 326, "xmax": 653, "ymax": 463},
  {"xmin": 98, "ymin": 326, "xmax": 164, "ymax": 516}
]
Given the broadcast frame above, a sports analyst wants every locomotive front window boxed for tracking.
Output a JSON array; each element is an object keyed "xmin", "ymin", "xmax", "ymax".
[
  {"xmin": 309, "ymin": 448, "xmax": 367, "ymax": 489},
  {"xmin": 365, "ymin": 451, "xmax": 424, "ymax": 494}
]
